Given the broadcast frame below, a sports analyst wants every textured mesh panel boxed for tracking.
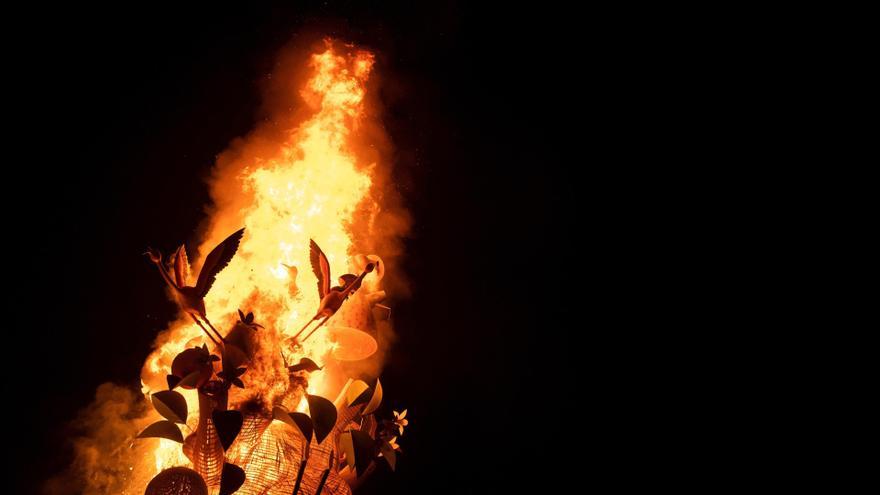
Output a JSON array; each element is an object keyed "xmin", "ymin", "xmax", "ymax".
[
  {"xmin": 186, "ymin": 391, "xmax": 363, "ymax": 495},
  {"xmin": 184, "ymin": 392, "xmax": 227, "ymax": 487}
]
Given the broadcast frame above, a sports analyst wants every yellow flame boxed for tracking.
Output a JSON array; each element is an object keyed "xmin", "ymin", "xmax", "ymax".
[{"xmin": 138, "ymin": 41, "xmax": 379, "ymax": 479}]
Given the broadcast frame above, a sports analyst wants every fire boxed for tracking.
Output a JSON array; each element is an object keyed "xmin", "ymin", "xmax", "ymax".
[{"xmin": 134, "ymin": 40, "xmax": 385, "ymax": 484}]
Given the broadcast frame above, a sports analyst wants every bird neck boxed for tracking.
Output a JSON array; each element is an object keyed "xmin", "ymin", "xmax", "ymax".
[
  {"xmin": 339, "ymin": 268, "xmax": 370, "ymax": 298},
  {"xmin": 155, "ymin": 261, "xmax": 180, "ymax": 291}
]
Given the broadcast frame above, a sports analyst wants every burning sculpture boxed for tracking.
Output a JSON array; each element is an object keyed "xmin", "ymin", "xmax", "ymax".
[
  {"xmin": 57, "ymin": 39, "xmax": 413, "ymax": 495},
  {"xmin": 138, "ymin": 235, "xmax": 400, "ymax": 495}
]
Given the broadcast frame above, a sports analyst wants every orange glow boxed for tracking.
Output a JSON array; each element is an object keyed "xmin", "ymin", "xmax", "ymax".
[{"xmin": 132, "ymin": 40, "xmax": 388, "ymax": 484}]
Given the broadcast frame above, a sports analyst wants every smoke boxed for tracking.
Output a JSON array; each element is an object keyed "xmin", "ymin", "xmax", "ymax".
[{"xmin": 43, "ymin": 384, "xmax": 151, "ymax": 495}]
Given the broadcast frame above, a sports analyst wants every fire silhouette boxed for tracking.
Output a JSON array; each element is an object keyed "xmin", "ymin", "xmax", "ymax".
[{"xmin": 48, "ymin": 39, "xmax": 411, "ymax": 495}]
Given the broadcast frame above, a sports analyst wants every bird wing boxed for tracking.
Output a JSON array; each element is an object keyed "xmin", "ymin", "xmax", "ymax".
[
  {"xmin": 195, "ymin": 228, "xmax": 245, "ymax": 297},
  {"xmin": 173, "ymin": 244, "xmax": 190, "ymax": 287},
  {"xmin": 309, "ymin": 239, "xmax": 331, "ymax": 299}
]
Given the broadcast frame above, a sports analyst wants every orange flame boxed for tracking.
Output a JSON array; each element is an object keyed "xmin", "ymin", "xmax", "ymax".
[{"xmin": 129, "ymin": 40, "xmax": 394, "ymax": 484}]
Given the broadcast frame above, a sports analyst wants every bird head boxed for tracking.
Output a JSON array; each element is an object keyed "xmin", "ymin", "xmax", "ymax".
[{"xmin": 144, "ymin": 247, "xmax": 162, "ymax": 263}]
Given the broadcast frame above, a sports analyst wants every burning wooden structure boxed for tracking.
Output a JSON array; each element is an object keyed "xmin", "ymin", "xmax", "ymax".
[{"xmin": 126, "ymin": 40, "xmax": 410, "ymax": 495}]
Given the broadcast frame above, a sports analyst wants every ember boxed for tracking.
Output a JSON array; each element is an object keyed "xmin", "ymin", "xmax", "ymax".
[{"xmin": 121, "ymin": 39, "xmax": 409, "ymax": 494}]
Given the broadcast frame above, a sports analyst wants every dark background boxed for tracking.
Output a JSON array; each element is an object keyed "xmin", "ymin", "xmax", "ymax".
[{"xmin": 8, "ymin": 2, "xmax": 579, "ymax": 493}]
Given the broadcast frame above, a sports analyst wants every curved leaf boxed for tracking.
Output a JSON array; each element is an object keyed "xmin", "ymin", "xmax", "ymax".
[
  {"xmin": 350, "ymin": 429, "xmax": 377, "ymax": 477},
  {"xmin": 219, "ymin": 462, "xmax": 246, "ymax": 495},
  {"xmin": 380, "ymin": 442, "xmax": 397, "ymax": 471},
  {"xmin": 151, "ymin": 390, "xmax": 188, "ymax": 424},
  {"xmin": 273, "ymin": 407, "xmax": 314, "ymax": 443},
  {"xmin": 290, "ymin": 412, "xmax": 314, "ymax": 444},
  {"xmin": 212, "ymin": 410, "xmax": 243, "ymax": 451},
  {"xmin": 307, "ymin": 395, "xmax": 337, "ymax": 444},
  {"xmin": 346, "ymin": 380, "xmax": 370, "ymax": 406},
  {"xmin": 363, "ymin": 379, "xmax": 383, "ymax": 415},
  {"xmin": 166, "ymin": 374, "xmax": 182, "ymax": 390},
  {"xmin": 177, "ymin": 370, "xmax": 204, "ymax": 389},
  {"xmin": 137, "ymin": 420, "xmax": 183, "ymax": 443},
  {"xmin": 288, "ymin": 357, "xmax": 323, "ymax": 373},
  {"xmin": 339, "ymin": 432, "xmax": 355, "ymax": 472}
]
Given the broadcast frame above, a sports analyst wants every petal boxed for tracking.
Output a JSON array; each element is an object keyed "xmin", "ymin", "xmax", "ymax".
[
  {"xmin": 401, "ymin": 419, "xmax": 408, "ymax": 426},
  {"xmin": 400, "ymin": 409, "xmax": 407, "ymax": 419}
]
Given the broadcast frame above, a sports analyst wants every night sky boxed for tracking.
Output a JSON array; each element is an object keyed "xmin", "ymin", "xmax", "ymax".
[{"xmin": 9, "ymin": 3, "xmax": 578, "ymax": 493}]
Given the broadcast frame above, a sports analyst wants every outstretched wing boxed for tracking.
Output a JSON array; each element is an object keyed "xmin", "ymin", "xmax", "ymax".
[
  {"xmin": 173, "ymin": 244, "xmax": 190, "ymax": 287},
  {"xmin": 309, "ymin": 239, "xmax": 331, "ymax": 299},
  {"xmin": 195, "ymin": 228, "xmax": 245, "ymax": 297}
]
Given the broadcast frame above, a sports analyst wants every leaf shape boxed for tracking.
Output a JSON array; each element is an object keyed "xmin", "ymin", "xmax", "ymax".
[
  {"xmin": 307, "ymin": 395, "xmax": 337, "ymax": 444},
  {"xmin": 340, "ymin": 432, "xmax": 356, "ymax": 472},
  {"xmin": 350, "ymin": 429, "xmax": 377, "ymax": 477},
  {"xmin": 291, "ymin": 412, "xmax": 314, "ymax": 444},
  {"xmin": 166, "ymin": 374, "xmax": 181, "ymax": 390},
  {"xmin": 137, "ymin": 420, "xmax": 183, "ymax": 443},
  {"xmin": 238, "ymin": 309, "xmax": 246, "ymax": 322},
  {"xmin": 177, "ymin": 370, "xmax": 204, "ymax": 390},
  {"xmin": 346, "ymin": 380, "xmax": 371, "ymax": 406},
  {"xmin": 232, "ymin": 378, "xmax": 245, "ymax": 388},
  {"xmin": 212, "ymin": 410, "xmax": 243, "ymax": 451},
  {"xmin": 219, "ymin": 462, "xmax": 246, "ymax": 495},
  {"xmin": 151, "ymin": 390, "xmax": 188, "ymax": 424},
  {"xmin": 273, "ymin": 407, "xmax": 314, "ymax": 444},
  {"xmin": 380, "ymin": 441, "xmax": 397, "ymax": 471},
  {"xmin": 363, "ymin": 379, "xmax": 383, "ymax": 415},
  {"xmin": 288, "ymin": 357, "xmax": 323, "ymax": 373}
]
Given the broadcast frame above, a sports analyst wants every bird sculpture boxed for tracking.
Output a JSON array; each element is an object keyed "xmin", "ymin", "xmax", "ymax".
[
  {"xmin": 146, "ymin": 228, "xmax": 245, "ymax": 347},
  {"xmin": 292, "ymin": 239, "xmax": 376, "ymax": 343}
]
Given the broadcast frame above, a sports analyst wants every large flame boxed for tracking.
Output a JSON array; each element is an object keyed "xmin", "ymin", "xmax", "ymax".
[{"xmin": 128, "ymin": 40, "xmax": 388, "ymax": 486}]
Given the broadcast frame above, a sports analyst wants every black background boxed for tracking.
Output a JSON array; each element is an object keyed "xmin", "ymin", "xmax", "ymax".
[{"xmin": 8, "ymin": 2, "xmax": 580, "ymax": 493}]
